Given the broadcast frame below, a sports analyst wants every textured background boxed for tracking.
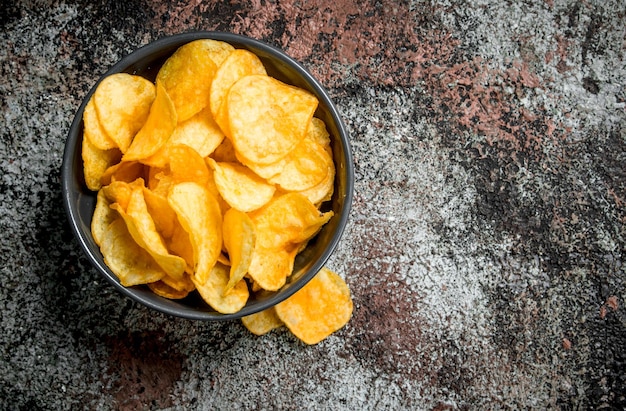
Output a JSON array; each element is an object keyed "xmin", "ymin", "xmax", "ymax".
[{"xmin": 1, "ymin": 0, "xmax": 625, "ymax": 409}]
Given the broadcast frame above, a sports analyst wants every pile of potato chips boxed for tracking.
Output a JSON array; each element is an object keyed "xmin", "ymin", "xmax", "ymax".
[{"xmin": 82, "ymin": 39, "xmax": 352, "ymax": 344}]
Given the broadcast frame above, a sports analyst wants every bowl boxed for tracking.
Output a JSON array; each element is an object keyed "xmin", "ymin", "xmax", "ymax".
[{"xmin": 61, "ymin": 32, "xmax": 354, "ymax": 320}]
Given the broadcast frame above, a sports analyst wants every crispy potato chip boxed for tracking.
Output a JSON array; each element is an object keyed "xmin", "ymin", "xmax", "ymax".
[
  {"xmin": 123, "ymin": 82, "xmax": 177, "ymax": 162},
  {"xmin": 101, "ymin": 179, "xmax": 141, "ymax": 211},
  {"xmin": 93, "ymin": 73, "xmax": 156, "ymax": 152},
  {"xmin": 267, "ymin": 137, "xmax": 330, "ymax": 191},
  {"xmin": 168, "ymin": 182, "xmax": 222, "ymax": 285},
  {"xmin": 208, "ymin": 159, "xmax": 275, "ymax": 212},
  {"xmin": 275, "ymin": 267, "xmax": 353, "ymax": 345},
  {"xmin": 160, "ymin": 271, "xmax": 195, "ymax": 293},
  {"xmin": 91, "ymin": 189, "xmax": 118, "ymax": 247},
  {"xmin": 222, "ymin": 208, "xmax": 256, "ymax": 293},
  {"xmin": 82, "ymin": 135, "xmax": 122, "ymax": 191},
  {"xmin": 297, "ymin": 158, "xmax": 335, "ymax": 205},
  {"xmin": 247, "ymin": 245, "xmax": 297, "ymax": 291},
  {"xmin": 112, "ymin": 186, "xmax": 187, "ymax": 280},
  {"xmin": 156, "ymin": 40, "xmax": 219, "ymax": 122},
  {"xmin": 148, "ymin": 280, "xmax": 191, "ymax": 299},
  {"xmin": 235, "ymin": 118, "xmax": 331, "ymax": 180},
  {"xmin": 249, "ymin": 193, "xmax": 334, "ymax": 249},
  {"xmin": 191, "ymin": 262, "xmax": 249, "ymax": 314},
  {"xmin": 83, "ymin": 97, "xmax": 116, "ymax": 150},
  {"xmin": 142, "ymin": 186, "xmax": 194, "ymax": 271},
  {"xmin": 308, "ymin": 117, "xmax": 331, "ymax": 149},
  {"xmin": 100, "ymin": 218, "xmax": 165, "ymax": 287},
  {"xmin": 168, "ymin": 145, "xmax": 211, "ymax": 186},
  {"xmin": 210, "ymin": 49, "xmax": 267, "ymax": 135},
  {"xmin": 168, "ymin": 105, "xmax": 225, "ymax": 157},
  {"xmin": 100, "ymin": 160, "xmax": 145, "ymax": 186},
  {"xmin": 227, "ymin": 75, "xmax": 318, "ymax": 165},
  {"xmin": 241, "ymin": 306, "xmax": 284, "ymax": 336}
]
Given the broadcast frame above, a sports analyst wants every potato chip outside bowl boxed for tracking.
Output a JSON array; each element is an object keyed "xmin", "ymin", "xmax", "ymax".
[{"xmin": 61, "ymin": 32, "xmax": 354, "ymax": 320}]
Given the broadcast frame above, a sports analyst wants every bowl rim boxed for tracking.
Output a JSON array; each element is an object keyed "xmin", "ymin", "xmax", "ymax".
[{"xmin": 61, "ymin": 31, "xmax": 354, "ymax": 321}]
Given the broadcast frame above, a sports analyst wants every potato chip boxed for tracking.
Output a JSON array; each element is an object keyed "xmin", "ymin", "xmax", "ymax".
[
  {"xmin": 123, "ymin": 82, "xmax": 177, "ymax": 162},
  {"xmin": 192, "ymin": 39, "xmax": 235, "ymax": 67},
  {"xmin": 297, "ymin": 158, "xmax": 335, "ymax": 206},
  {"xmin": 156, "ymin": 40, "xmax": 219, "ymax": 122},
  {"xmin": 82, "ymin": 135, "xmax": 122, "ymax": 191},
  {"xmin": 142, "ymin": 186, "xmax": 194, "ymax": 271},
  {"xmin": 168, "ymin": 145, "xmax": 211, "ymax": 186},
  {"xmin": 307, "ymin": 117, "xmax": 331, "ymax": 149},
  {"xmin": 241, "ymin": 306, "xmax": 284, "ymax": 336},
  {"xmin": 247, "ymin": 245, "xmax": 297, "ymax": 291},
  {"xmin": 249, "ymin": 193, "xmax": 334, "ymax": 249},
  {"xmin": 100, "ymin": 160, "xmax": 145, "ymax": 186},
  {"xmin": 83, "ymin": 97, "xmax": 116, "ymax": 150},
  {"xmin": 267, "ymin": 137, "xmax": 330, "ymax": 191},
  {"xmin": 148, "ymin": 279, "xmax": 191, "ymax": 299},
  {"xmin": 227, "ymin": 74, "xmax": 318, "ymax": 165},
  {"xmin": 101, "ymin": 179, "xmax": 139, "ymax": 211},
  {"xmin": 91, "ymin": 189, "xmax": 118, "ymax": 247},
  {"xmin": 112, "ymin": 186, "xmax": 187, "ymax": 280},
  {"xmin": 167, "ymin": 105, "xmax": 225, "ymax": 157},
  {"xmin": 208, "ymin": 159, "xmax": 275, "ymax": 212},
  {"xmin": 168, "ymin": 182, "xmax": 222, "ymax": 285},
  {"xmin": 191, "ymin": 262, "xmax": 249, "ymax": 314},
  {"xmin": 93, "ymin": 73, "xmax": 156, "ymax": 152},
  {"xmin": 222, "ymin": 208, "xmax": 256, "ymax": 293},
  {"xmin": 275, "ymin": 267, "xmax": 353, "ymax": 345},
  {"xmin": 100, "ymin": 218, "xmax": 165, "ymax": 287},
  {"xmin": 209, "ymin": 49, "xmax": 267, "ymax": 135},
  {"xmin": 160, "ymin": 272, "xmax": 196, "ymax": 293}
]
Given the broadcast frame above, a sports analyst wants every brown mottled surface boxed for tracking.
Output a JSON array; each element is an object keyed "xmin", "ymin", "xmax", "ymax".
[{"xmin": 1, "ymin": 0, "xmax": 625, "ymax": 409}]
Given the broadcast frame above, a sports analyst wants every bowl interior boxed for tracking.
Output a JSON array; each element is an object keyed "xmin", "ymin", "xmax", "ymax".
[{"xmin": 61, "ymin": 32, "xmax": 353, "ymax": 320}]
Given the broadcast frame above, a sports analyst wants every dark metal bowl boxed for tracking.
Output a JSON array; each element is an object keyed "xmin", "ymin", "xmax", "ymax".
[{"xmin": 61, "ymin": 32, "xmax": 354, "ymax": 320}]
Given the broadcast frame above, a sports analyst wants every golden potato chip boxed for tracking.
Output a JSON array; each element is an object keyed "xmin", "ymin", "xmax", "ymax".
[
  {"xmin": 247, "ymin": 245, "xmax": 297, "ymax": 291},
  {"xmin": 112, "ymin": 186, "xmax": 187, "ymax": 280},
  {"xmin": 82, "ymin": 135, "xmax": 122, "ymax": 191},
  {"xmin": 101, "ymin": 179, "xmax": 140, "ymax": 211},
  {"xmin": 100, "ymin": 160, "xmax": 145, "ymax": 186},
  {"xmin": 91, "ymin": 189, "xmax": 117, "ymax": 247},
  {"xmin": 267, "ymin": 137, "xmax": 330, "ymax": 191},
  {"xmin": 83, "ymin": 97, "xmax": 116, "ymax": 150},
  {"xmin": 142, "ymin": 186, "xmax": 194, "ymax": 271},
  {"xmin": 160, "ymin": 272, "xmax": 195, "ymax": 293},
  {"xmin": 209, "ymin": 49, "xmax": 267, "ymax": 135},
  {"xmin": 156, "ymin": 40, "xmax": 218, "ymax": 122},
  {"xmin": 100, "ymin": 218, "xmax": 165, "ymax": 287},
  {"xmin": 227, "ymin": 74, "xmax": 318, "ymax": 165},
  {"xmin": 297, "ymin": 158, "xmax": 335, "ymax": 205},
  {"xmin": 168, "ymin": 145, "xmax": 211, "ymax": 186},
  {"xmin": 168, "ymin": 105, "xmax": 225, "ymax": 157},
  {"xmin": 93, "ymin": 73, "xmax": 156, "ymax": 152},
  {"xmin": 167, "ymin": 182, "xmax": 222, "ymax": 285},
  {"xmin": 249, "ymin": 193, "xmax": 333, "ymax": 249},
  {"xmin": 208, "ymin": 159, "xmax": 275, "ymax": 212},
  {"xmin": 123, "ymin": 82, "xmax": 177, "ymax": 162},
  {"xmin": 222, "ymin": 208, "xmax": 256, "ymax": 293},
  {"xmin": 241, "ymin": 306, "xmax": 283, "ymax": 336},
  {"xmin": 235, "ymin": 117, "xmax": 331, "ymax": 180},
  {"xmin": 148, "ymin": 280, "xmax": 191, "ymax": 299},
  {"xmin": 307, "ymin": 117, "xmax": 331, "ymax": 149},
  {"xmin": 275, "ymin": 267, "xmax": 353, "ymax": 345},
  {"xmin": 191, "ymin": 262, "xmax": 249, "ymax": 314}
]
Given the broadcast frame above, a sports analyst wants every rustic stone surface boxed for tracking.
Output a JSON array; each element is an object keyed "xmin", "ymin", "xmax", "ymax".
[{"xmin": 1, "ymin": 1, "xmax": 624, "ymax": 409}]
